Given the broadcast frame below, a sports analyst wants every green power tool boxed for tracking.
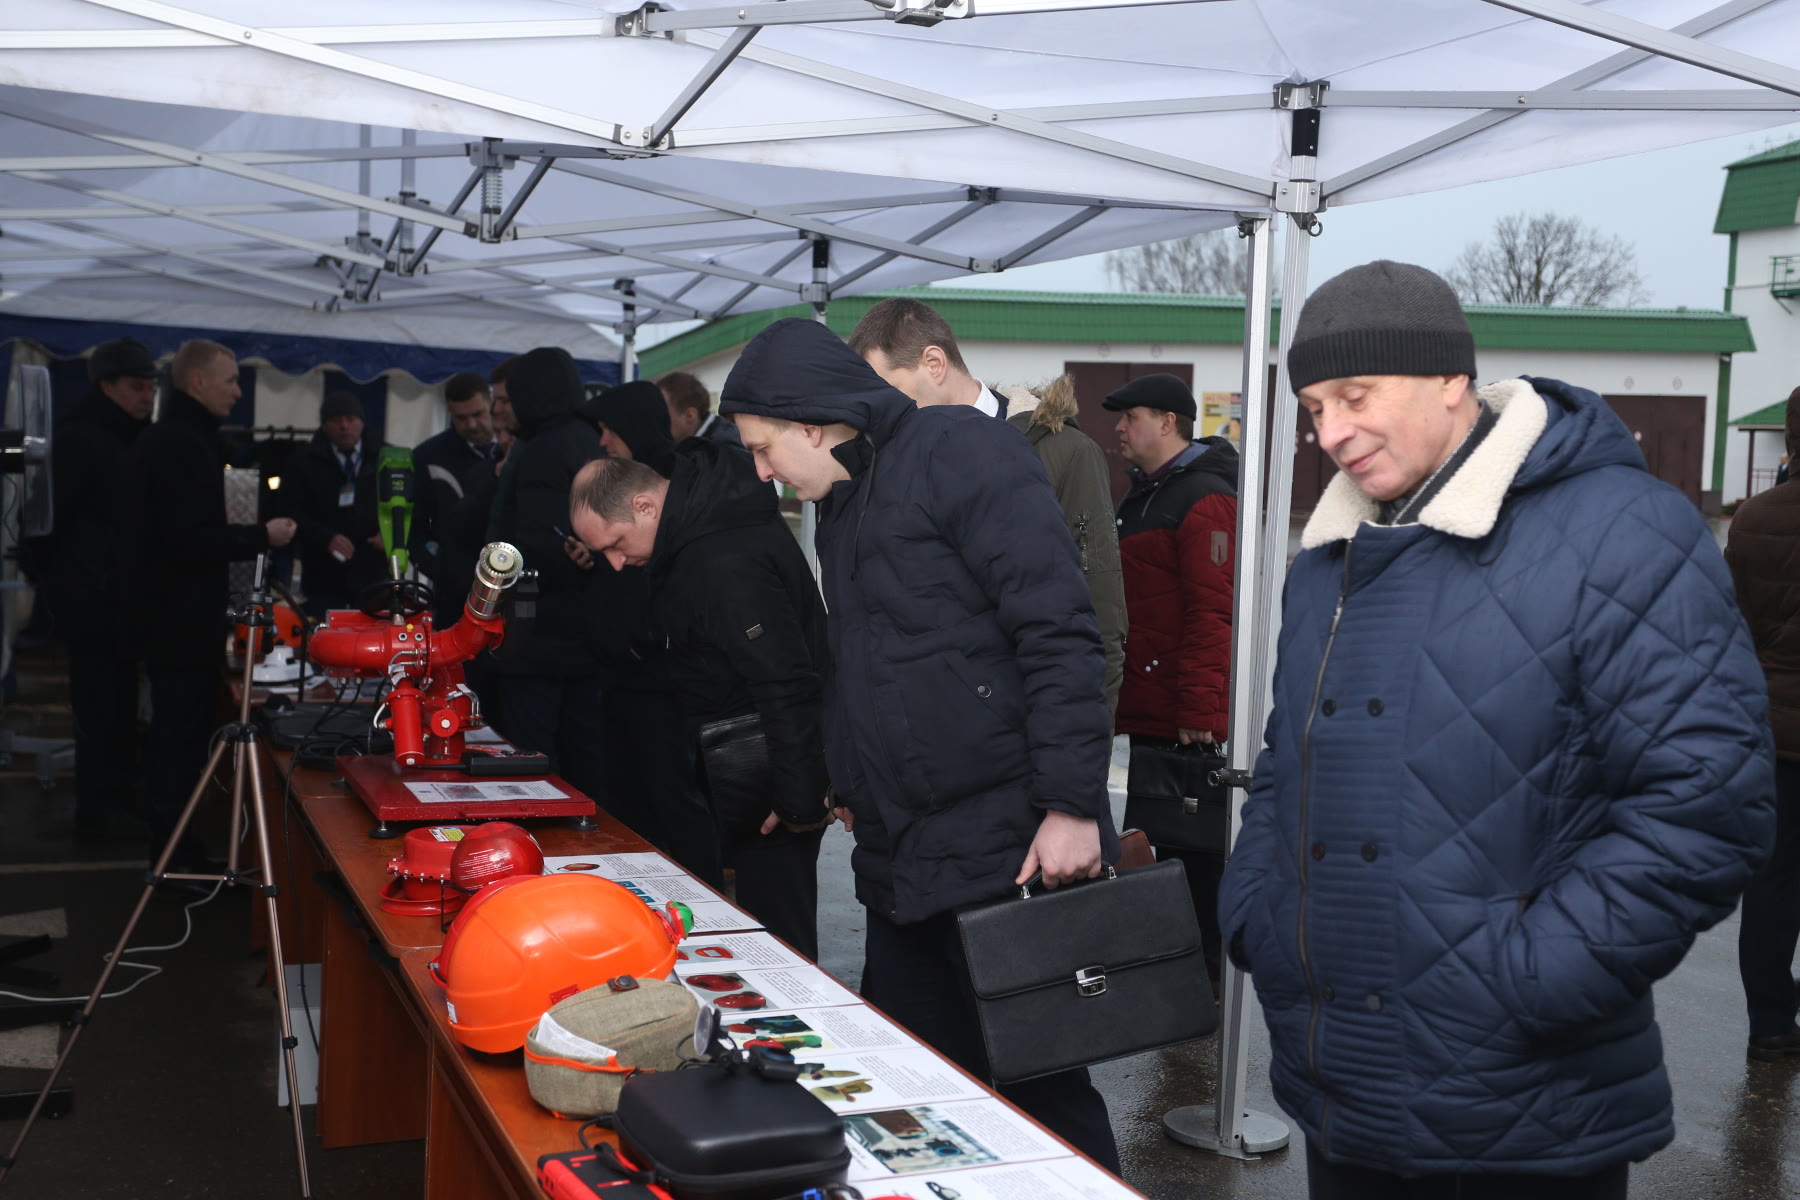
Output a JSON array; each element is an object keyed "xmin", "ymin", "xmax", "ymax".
[{"xmin": 375, "ymin": 445, "xmax": 415, "ymax": 576}]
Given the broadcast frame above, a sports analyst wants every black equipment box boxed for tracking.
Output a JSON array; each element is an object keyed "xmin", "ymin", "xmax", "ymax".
[{"xmin": 612, "ymin": 1061, "xmax": 851, "ymax": 1200}]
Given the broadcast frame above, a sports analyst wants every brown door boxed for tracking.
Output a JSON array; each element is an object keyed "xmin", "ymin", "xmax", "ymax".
[
  {"xmin": 1601, "ymin": 395, "xmax": 1705, "ymax": 507},
  {"xmin": 1064, "ymin": 362, "xmax": 1194, "ymax": 505}
]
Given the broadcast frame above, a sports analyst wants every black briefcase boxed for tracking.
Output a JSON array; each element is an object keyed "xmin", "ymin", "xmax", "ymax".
[
  {"xmin": 955, "ymin": 859, "xmax": 1217, "ymax": 1085},
  {"xmin": 697, "ymin": 713, "xmax": 772, "ymax": 840},
  {"xmin": 1124, "ymin": 740, "xmax": 1229, "ymax": 853}
]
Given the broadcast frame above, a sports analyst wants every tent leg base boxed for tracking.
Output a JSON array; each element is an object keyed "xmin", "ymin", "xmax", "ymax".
[{"xmin": 1162, "ymin": 1105, "xmax": 1290, "ymax": 1159}]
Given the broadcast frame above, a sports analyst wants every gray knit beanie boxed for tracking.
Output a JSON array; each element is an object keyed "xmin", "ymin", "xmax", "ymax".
[{"xmin": 1287, "ymin": 261, "xmax": 1475, "ymax": 394}]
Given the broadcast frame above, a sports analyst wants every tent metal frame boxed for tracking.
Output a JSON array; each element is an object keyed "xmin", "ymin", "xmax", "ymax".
[{"xmin": 5, "ymin": 0, "xmax": 1800, "ymax": 1167}]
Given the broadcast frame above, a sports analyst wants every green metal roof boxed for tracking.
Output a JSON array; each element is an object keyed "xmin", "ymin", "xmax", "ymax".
[
  {"xmin": 1730, "ymin": 399, "xmax": 1791, "ymax": 428},
  {"xmin": 1715, "ymin": 139, "xmax": 1800, "ymax": 233},
  {"xmin": 639, "ymin": 288, "xmax": 1753, "ymax": 378}
]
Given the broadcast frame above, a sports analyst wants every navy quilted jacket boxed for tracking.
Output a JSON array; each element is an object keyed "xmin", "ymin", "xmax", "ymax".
[{"xmin": 1218, "ymin": 377, "xmax": 1775, "ymax": 1177}]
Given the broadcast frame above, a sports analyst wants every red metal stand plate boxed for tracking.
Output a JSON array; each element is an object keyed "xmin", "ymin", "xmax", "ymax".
[{"xmin": 337, "ymin": 754, "xmax": 597, "ymax": 826}]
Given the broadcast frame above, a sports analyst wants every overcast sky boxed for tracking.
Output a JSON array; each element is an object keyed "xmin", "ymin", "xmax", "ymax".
[
  {"xmin": 639, "ymin": 122, "xmax": 1800, "ymax": 349},
  {"xmin": 929, "ymin": 122, "xmax": 1800, "ymax": 311}
]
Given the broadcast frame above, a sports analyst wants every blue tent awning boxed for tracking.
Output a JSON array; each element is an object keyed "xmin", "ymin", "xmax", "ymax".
[{"xmin": 2, "ymin": 313, "xmax": 620, "ymax": 387}]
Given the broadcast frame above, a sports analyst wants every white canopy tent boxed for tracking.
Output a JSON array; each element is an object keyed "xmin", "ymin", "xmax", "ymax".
[{"xmin": 6, "ymin": 0, "xmax": 1800, "ymax": 1173}]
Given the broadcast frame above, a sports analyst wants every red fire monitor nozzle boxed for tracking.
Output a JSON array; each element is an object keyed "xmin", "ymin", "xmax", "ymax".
[{"xmin": 307, "ymin": 542, "xmax": 524, "ymax": 768}]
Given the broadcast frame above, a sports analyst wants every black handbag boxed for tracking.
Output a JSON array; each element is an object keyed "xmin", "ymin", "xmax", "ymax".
[
  {"xmin": 954, "ymin": 859, "xmax": 1217, "ymax": 1085},
  {"xmin": 1124, "ymin": 739, "xmax": 1229, "ymax": 853},
  {"xmin": 698, "ymin": 713, "xmax": 772, "ymax": 839}
]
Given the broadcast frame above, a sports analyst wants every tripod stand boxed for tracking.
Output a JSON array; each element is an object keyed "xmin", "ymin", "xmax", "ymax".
[{"xmin": 0, "ymin": 554, "xmax": 314, "ymax": 1198}]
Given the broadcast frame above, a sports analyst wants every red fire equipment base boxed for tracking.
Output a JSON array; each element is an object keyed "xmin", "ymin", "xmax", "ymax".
[{"xmin": 337, "ymin": 754, "xmax": 597, "ymax": 839}]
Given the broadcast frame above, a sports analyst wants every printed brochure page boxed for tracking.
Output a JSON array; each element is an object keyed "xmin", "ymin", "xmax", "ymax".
[
  {"xmin": 858, "ymin": 1157, "xmax": 1141, "ymax": 1199},
  {"xmin": 403, "ymin": 779, "xmax": 568, "ymax": 803},
  {"xmin": 674, "ymin": 931, "xmax": 811, "ymax": 973},
  {"xmin": 681, "ymin": 964, "xmax": 859, "ymax": 1013},
  {"xmin": 720, "ymin": 1004, "xmax": 918, "ymax": 1058},
  {"xmin": 787, "ymin": 1047, "xmax": 987, "ymax": 1111},
  {"xmin": 543, "ymin": 852, "xmax": 687, "ymax": 880},
  {"xmin": 843, "ymin": 1099, "xmax": 1070, "ymax": 1181}
]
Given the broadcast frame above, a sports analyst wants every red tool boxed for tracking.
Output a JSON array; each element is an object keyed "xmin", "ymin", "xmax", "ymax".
[{"xmin": 307, "ymin": 542, "xmax": 522, "ymax": 768}]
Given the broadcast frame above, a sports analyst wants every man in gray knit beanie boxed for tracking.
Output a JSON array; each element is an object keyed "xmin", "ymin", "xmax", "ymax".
[
  {"xmin": 1219, "ymin": 260, "xmax": 1774, "ymax": 1198},
  {"xmin": 1287, "ymin": 260, "xmax": 1485, "ymax": 519}
]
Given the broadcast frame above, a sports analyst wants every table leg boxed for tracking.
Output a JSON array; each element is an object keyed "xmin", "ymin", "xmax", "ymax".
[
  {"xmin": 317, "ymin": 898, "xmax": 428, "ymax": 1148},
  {"xmin": 425, "ymin": 1051, "xmax": 514, "ymax": 1200}
]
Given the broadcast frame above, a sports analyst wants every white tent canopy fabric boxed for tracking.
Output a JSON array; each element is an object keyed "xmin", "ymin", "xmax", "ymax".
[
  {"xmin": 8, "ymin": 1, "xmax": 1800, "ymax": 332},
  {"xmin": 6, "ymin": 0, "xmax": 1800, "ymax": 1168}
]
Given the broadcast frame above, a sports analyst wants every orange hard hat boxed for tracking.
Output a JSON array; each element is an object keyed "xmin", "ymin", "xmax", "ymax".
[{"xmin": 430, "ymin": 872, "xmax": 682, "ymax": 1053}]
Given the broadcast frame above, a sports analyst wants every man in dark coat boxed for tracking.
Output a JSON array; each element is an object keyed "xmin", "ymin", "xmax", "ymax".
[
  {"xmin": 848, "ymin": 298, "xmax": 1127, "ymax": 711},
  {"xmin": 485, "ymin": 347, "xmax": 608, "ymax": 806},
  {"xmin": 572, "ymin": 380, "xmax": 719, "ymax": 879},
  {"xmin": 278, "ymin": 391, "xmax": 396, "ymax": 614},
  {"xmin": 1219, "ymin": 262, "xmax": 1774, "ymax": 1196},
  {"xmin": 582, "ymin": 379, "xmax": 678, "ymax": 475},
  {"xmin": 720, "ymin": 317, "xmax": 1121, "ymax": 1172},
  {"xmin": 43, "ymin": 338, "xmax": 156, "ymax": 841},
  {"xmin": 1107, "ymin": 371, "xmax": 1238, "ymax": 990},
  {"xmin": 122, "ymin": 340, "xmax": 296, "ymax": 868},
  {"xmin": 659, "ymin": 370, "xmax": 742, "ymax": 448},
  {"xmin": 1724, "ymin": 383, "xmax": 1800, "ymax": 1060},
  {"xmin": 412, "ymin": 371, "xmax": 498, "ymax": 625},
  {"xmin": 570, "ymin": 445, "xmax": 831, "ymax": 956}
]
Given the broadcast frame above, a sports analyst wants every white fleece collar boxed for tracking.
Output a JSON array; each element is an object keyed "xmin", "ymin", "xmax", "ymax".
[{"xmin": 1299, "ymin": 378, "xmax": 1548, "ymax": 550}]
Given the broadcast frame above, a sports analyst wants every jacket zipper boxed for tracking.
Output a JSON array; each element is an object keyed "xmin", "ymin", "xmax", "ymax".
[
  {"xmin": 1297, "ymin": 545, "xmax": 1352, "ymax": 1152},
  {"xmin": 1074, "ymin": 516, "xmax": 1090, "ymax": 572}
]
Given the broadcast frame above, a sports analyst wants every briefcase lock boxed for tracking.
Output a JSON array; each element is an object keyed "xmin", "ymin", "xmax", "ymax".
[{"xmin": 1076, "ymin": 967, "xmax": 1107, "ymax": 997}]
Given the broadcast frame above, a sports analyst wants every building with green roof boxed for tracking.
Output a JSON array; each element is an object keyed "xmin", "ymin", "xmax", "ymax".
[
  {"xmin": 643, "ymin": 288, "xmax": 1750, "ymax": 510},
  {"xmin": 1717, "ymin": 139, "xmax": 1800, "ymax": 500}
]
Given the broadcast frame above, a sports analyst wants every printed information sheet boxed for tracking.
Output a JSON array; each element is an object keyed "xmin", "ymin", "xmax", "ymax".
[
  {"xmin": 843, "ymin": 1099, "xmax": 1072, "ymax": 1181},
  {"xmin": 720, "ymin": 1004, "xmax": 918, "ymax": 1058},
  {"xmin": 674, "ymin": 931, "xmax": 811, "ymax": 973},
  {"xmin": 680, "ymin": 965, "xmax": 859, "ymax": 1013},
  {"xmin": 787, "ymin": 1047, "xmax": 987, "ymax": 1111},
  {"xmin": 858, "ymin": 1157, "xmax": 1142, "ymax": 1199},
  {"xmin": 403, "ymin": 780, "xmax": 567, "ymax": 803},
  {"xmin": 543, "ymin": 852, "xmax": 687, "ymax": 880}
]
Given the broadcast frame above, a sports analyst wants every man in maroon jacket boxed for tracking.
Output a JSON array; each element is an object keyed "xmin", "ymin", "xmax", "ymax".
[{"xmin": 1107, "ymin": 373, "xmax": 1238, "ymax": 989}]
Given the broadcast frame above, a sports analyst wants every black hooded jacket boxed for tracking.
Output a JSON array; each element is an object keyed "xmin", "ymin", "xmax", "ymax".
[
  {"xmin": 650, "ymin": 439, "xmax": 829, "ymax": 826},
  {"xmin": 720, "ymin": 318, "xmax": 1118, "ymax": 923},
  {"xmin": 582, "ymin": 380, "xmax": 677, "ymax": 476},
  {"xmin": 487, "ymin": 348, "xmax": 605, "ymax": 678},
  {"xmin": 120, "ymin": 388, "xmax": 270, "ymax": 665}
]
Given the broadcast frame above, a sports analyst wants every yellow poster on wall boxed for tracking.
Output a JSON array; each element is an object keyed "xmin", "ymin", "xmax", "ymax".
[{"xmin": 1201, "ymin": 393, "xmax": 1242, "ymax": 444}]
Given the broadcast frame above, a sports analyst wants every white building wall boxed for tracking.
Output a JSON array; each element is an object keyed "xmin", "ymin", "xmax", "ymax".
[
  {"xmin": 1722, "ymin": 223, "xmax": 1800, "ymax": 503},
  {"xmin": 668, "ymin": 339, "xmax": 1721, "ymax": 464}
]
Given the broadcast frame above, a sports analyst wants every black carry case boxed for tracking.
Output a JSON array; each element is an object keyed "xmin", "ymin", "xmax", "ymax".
[
  {"xmin": 611, "ymin": 1058, "xmax": 851, "ymax": 1200},
  {"xmin": 697, "ymin": 713, "xmax": 774, "ymax": 840},
  {"xmin": 1123, "ymin": 740, "xmax": 1229, "ymax": 853},
  {"xmin": 955, "ymin": 858, "xmax": 1218, "ymax": 1084}
]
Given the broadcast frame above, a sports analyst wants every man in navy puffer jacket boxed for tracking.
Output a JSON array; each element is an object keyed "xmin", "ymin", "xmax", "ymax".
[
  {"xmin": 1218, "ymin": 262, "xmax": 1775, "ymax": 1199},
  {"xmin": 719, "ymin": 317, "xmax": 1121, "ymax": 1172}
]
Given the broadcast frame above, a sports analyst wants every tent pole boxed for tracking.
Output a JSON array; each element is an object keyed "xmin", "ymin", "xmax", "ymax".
[
  {"xmin": 618, "ymin": 277, "xmax": 638, "ymax": 381},
  {"xmin": 801, "ymin": 236, "xmax": 829, "ymax": 578},
  {"xmin": 1163, "ymin": 212, "xmax": 1291, "ymax": 1159}
]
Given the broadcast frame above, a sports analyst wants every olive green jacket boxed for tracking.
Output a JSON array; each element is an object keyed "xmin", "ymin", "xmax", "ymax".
[{"xmin": 1004, "ymin": 390, "xmax": 1126, "ymax": 713}]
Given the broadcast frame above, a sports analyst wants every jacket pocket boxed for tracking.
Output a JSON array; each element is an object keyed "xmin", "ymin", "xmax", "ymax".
[{"xmin": 894, "ymin": 652, "xmax": 1025, "ymax": 804}]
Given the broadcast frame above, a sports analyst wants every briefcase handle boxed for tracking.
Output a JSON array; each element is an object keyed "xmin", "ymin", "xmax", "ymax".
[{"xmin": 1017, "ymin": 863, "xmax": 1116, "ymax": 901}]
